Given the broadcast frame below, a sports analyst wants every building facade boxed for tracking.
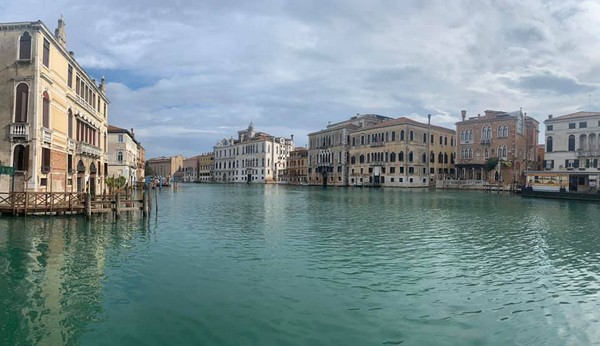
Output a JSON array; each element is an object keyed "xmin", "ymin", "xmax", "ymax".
[
  {"xmin": 307, "ymin": 114, "xmax": 392, "ymax": 186},
  {"xmin": 282, "ymin": 147, "xmax": 308, "ymax": 185},
  {"xmin": 1, "ymin": 18, "xmax": 109, "ymax": 194},
  {"xmin": 455, "ymin": 109, "xmax": 539, "ymax": 188},
  {"xmin": 146, "ymin": 155, "xmax": 184, "ymax": 180},
  {"xmin": 197, "ymin": 152, "xmax": 213, "ymax": 183},
  {"xmin": 348, "ymin": 116, "xmax": 456, "ymax": 187},
  {"xmin": 213, "ymin": 123, "xmax": 294, "ymax": 183},
  {"xmin": 541, "ymin": 111, "xmax": 600, "ymax": 192},
  {"xmin": 107, "ymin": 125, "xmax": 142, "ymax": 186},
  {"xmin": 182, "ymin": 155, "xmax": 199, "ymax": 182}
]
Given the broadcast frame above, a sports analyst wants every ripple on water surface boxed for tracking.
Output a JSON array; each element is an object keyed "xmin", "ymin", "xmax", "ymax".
[{"xmin": 1, "ymin": 186, "xmax": 600, "ymax": 345}]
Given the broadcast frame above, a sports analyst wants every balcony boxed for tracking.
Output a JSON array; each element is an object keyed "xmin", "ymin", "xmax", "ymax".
[
  {"xmin": 480, "ymin": 138, "xmax": 491, "ymax": 145},
  {"xmin": 42, "ymin": 128, "xmax": 52, "ymax": 144},
  {"xmin": 576, "ymin": 150, "xmax": 600, "ymax": 158},
  {"xmin": 77, "ymin": 142, "xmax": 102, "ymax": 158},
  {"xmin": 9, "ymin": 123, "xmax": 30, "ymax": 141},
  {"xmin": 370, "ymin": 142, "xmax": 385, "ymax": 147}
]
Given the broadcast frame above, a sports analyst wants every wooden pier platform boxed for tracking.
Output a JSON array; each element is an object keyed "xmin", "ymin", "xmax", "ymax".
[{"xmin": 0, "ymin": 191, "xmax": 150, "ymax": 217}]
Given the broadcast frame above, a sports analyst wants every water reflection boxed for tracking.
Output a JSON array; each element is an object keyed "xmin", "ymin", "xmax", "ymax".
[{"xmin": 0, "ymin": 215, "xmax": 149, "ymax": 345}]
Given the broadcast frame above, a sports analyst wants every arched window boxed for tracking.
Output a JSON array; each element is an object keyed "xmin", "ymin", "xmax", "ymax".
[
  {"xmin": 469, "ymin": 148, "xmax": 473, "ymax": 159},
  {"xmin": 351, "ymin": 156, "xmax": 356, "ymax": 164},
  {"xmin": 469, "ymin": 130, "xmax": 473, "ymax": 141},
  {"xmin": 42, "ymin": 91, "xmax": 50, "ymax": 128},
  {"xmin": 385, "ymin": 152, "xmax": 389, "ymax": 162},
  {"xmin": 430, "ymin": 151, "xmax": 435, "ymax": 163},
  {"xmin": 422, "ymin": 153, "xmax": 427, "ymax": 163},
  {"xmin": 503, "ymin": 125, "xmax": 508, "ymax": 138},
  {"xmin": 19, "ymin": 32, "xmax": 32, "ymax": 60},
  {"xmin": 390, "ymin": 152, "xmax": 396, "ymax": 162},
  {"xmin": 359, "ymin": 154, "xmax": 364, "ymax": 163},
  {"xmin": 13, "ymin": 145, "xmax": 29, "ymax": 171},
  {"xmin": 400, "ymin": 130, "xmax": 405, "ymax": 141},
  {"xmin": 68, "ymin": 109, "xmax": 73, "ymax": 138},
  {"xmin": 546, "ymin": 136, "xmax": 553, "ymax": 153},
  {"xmin": 14, "ymin": 83, "xmax": 29, "ymax": 122},
  {"xmin": 409, "ymin": 151, "xmax": 414, "ymax": 162},
  {"xmin": 409, "ymin": 131, "xmax": 414, "ymax": 141},
  {"xmin": 484, "ymin": 148, "xmax": 489, "ymax": 158},
  {"xmin": 391, "ymin": 131, "xmax": 396, "ymax": 141},
  {"xmin": 461, "ymin": 131, "xmax": 465, "ymax": 141},
  {"xmin": 482, "ymin": 127, "xmax": 487, "ymax": 139},
  {"xmin": 568, "ymin": 135, "xmax": 575, "ymax": 151},
  {"xmin": 117, "ymin": 151, "xmax": 124, "ymax": 162},
  {"xmin": 423, "ymin": 133, "xmax": 427, "ymax": 143},
  {"xmin": 399, "ymin": 151, "xmax": 404, "ymax": 162},
  {"xmin": 487, "ymin": 127, "xmax": 492, "ymax": 139},
  {"xmin": 579, "ymin": 134, "xmax": 587, "ymax": 151},
  {"xmin": 361, "ymin": 135, "xmax": 364, "ymax": 145},
  {"xmin": 438, "ymin": 152, "xmax": 443, "ymax": 163},
  {"xmin": 444, "ymin": 153, "xmax": 448, "ymax": 164}
]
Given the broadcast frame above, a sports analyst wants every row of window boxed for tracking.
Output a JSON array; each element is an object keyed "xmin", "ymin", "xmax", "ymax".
[
  {"xmin": 349, "ymin": 151, "xmax": 454, "ymax": 164},
  {"xmin": 460, "ymin": 125, "xmax": 509, "ymax": 142},
  {"xmin": 18, "ymin": 31, "xmax": 107, "ymax": 118},
  {"xmin": 460, "ymin": 146, "xmax": 508, "ymax": 159},
  {"xmin": 349, "ymin": 131, "xmax": 454, "ymax": 147},
  {"xmin": 546, "ymin": 134, "xmax": 600, "ymax": 152}
]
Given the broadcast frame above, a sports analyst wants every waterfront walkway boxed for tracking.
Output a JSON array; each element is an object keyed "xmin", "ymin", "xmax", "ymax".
[{"xmin": 0, "ymin": 191, "xmax": 149, "ymax": 217}]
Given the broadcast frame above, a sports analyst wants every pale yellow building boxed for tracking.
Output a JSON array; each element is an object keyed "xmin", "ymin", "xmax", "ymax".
[
  {"xmin": 348, "ymin": 116, "xmax": 456, "ymax": 187},
  {"xmin": 0, "ymin": 18, "xmax": 109, "ymax": 194},
  {"xmin": 146, "ymin": 155, "xmax": 184, "ymax": 180}
]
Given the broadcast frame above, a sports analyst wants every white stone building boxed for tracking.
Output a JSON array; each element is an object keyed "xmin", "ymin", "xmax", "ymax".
[
  {"xmin": 213, "ymin": 123, "xmax": 294, "ymax": 183},
  {"xmin": 107, "ymin": 125, "xmax": 142, "ymax": 186},
  {"xmin": 541, "ymin": 111, "xmax": 600, "ymax": 192}
]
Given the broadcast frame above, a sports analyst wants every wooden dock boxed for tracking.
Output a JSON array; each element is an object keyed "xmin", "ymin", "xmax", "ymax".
[{"xmin": 0, "ymin": 190, "xmax": 150, "ymax": 218}]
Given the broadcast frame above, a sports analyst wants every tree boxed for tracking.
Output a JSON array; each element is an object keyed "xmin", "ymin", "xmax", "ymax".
[{"xmin": 484, "ymin": 157, "xmax": 499, "ymax": 172}]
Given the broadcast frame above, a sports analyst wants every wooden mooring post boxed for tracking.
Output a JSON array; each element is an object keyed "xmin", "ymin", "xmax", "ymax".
[
  {"xmin": 85, "ymin": 193, "xmax": 92, "ymax": 218},
  {"xmin": 114, "ymin": 192, "xmax": 121, "ymax": 219}
]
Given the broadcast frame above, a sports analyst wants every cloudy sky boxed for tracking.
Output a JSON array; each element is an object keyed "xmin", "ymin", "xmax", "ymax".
[{"xmin": 2, "ymin": 0, "xmax": 599, "ymax": 157}]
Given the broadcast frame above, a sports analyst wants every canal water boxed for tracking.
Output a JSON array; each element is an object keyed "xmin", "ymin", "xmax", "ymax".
[{"xmin": 1, "ymin": 185, "xmax": 599, "ymax": 345}]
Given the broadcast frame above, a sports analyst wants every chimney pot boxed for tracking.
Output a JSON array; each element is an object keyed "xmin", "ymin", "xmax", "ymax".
[{"xmin": 461, "ymin": 110, "xmax": 466, "ymax": 121}]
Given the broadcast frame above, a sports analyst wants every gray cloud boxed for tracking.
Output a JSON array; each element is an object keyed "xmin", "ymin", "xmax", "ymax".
[{"xmin": 1, "ymin": 0, "xmax": 599, "ymax": 156}]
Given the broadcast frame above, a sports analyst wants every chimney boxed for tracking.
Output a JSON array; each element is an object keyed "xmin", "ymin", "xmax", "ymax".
[
  {"xmin": 291, "ymin": 134, "xmax": 294, "ymax": 141},
  {"xmin": 69, "ymin": 51, "xmax": 75, "ymax": 57},
  {"xmin": 427, "ymin": 114, "xmax": 431, "ymax": 125},
  {"xmin": 54, "ymin": 15, "xmax": 67, "ymax": 49},
  {"xmin": 100, "ymin": 76, "xmax": 106, "ymax": 93},
  {"xmin": 461, "ymin": 110, "xmax": 466, "ymax": 121},
  {"xmin": 548, "ymin": 114, "xmax": 553, "ymax": 119},
  {"xmin": 477, "ymin": 113, "xmax": 480, "ymax": 118},
  {"xmin": 131, "ymin": 128, "xmax": 134, "ymax": 137}
]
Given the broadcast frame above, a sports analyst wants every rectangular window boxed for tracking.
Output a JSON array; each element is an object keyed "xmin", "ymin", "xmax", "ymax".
[
  {"xmin": 41, "ymin": 148, "xmax": 51, "ymax": 173},
  {"xmin": 408, "ymin": 167, "xmax": 414, "ymax": 174},
  {"xmin": 118, "ymin": 134, "xmax": 124, "ymax": 143},
  {"xmin": 568, "ymin": 123, "xmax": 576, "ymax": 129},
  {"xmin": 68, "ymin": 65, "xmax": 73, "ymax": 88},
  {"xmin": 389, "ymin": 167, "xmax": 395, "ymax": 174},
  {"xmin": 579, "ymin": 122, "xmax": 587, "ymax": 128},
  {"xmin": 43, "ymin": 39, "xmax": 50, "ymax": 67},
  {"xmin": 546, "ymin": 125, "xmax": 553, "ymax": 131},
  {"xmin": 400, "ymin": 167, "xmax": 404, "ymax": 174},
  {"xmin": 76, "ymin": 76, "xmax": 80, "ymax": 94},
  {"xmin": 68, "ymin": 154, "xmax": 73, "ymax": 173}
]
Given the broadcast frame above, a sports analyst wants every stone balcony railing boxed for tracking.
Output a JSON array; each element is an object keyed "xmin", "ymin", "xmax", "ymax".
[
  {"xmin": 9, "ymin": 123, "xmax": 30, "ymax": 141},
  {"xmin": 42, "ymin": 127, "xmax": 52, "ymax": 144},
  {"xmin": 370, "ymin": 142, "xmax": 385, "ymax": 147},
  {"xmin": 576, "ymin": 150, "xmax": 600, "ymax": 158},
  {"xmin": 77, "ymin": 142, "xmax": 102, "ymax": 158}
]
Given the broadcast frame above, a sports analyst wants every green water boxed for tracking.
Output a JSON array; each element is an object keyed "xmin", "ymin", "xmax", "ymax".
[{"xmin": 1, "ymin": 185, "xmax": 599, "ymax": 345}]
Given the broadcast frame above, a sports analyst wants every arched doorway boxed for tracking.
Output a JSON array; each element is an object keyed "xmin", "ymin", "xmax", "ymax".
[
  {"xmin": 77, "ymin": 160, "xmax": 85, "ymax": 192},
  {"xmin": 89, "ymin": 162, "xmax": 97, "ymax": 196}
]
